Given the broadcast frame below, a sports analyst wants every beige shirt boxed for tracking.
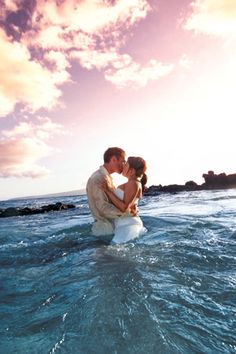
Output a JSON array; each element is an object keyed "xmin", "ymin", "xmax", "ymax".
[{"xmin": 86, "ymin": 166, "xmax": 123, "ymax": 236}]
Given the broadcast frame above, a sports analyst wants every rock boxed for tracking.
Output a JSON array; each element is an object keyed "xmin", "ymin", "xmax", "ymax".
[
  {"xmin": 1, "ymin": 207, "xmax": 20, "ymax": 217},
  {"xmin": 160, "ymin": 184, "xmax": 186, "ymax": 193},
  {"xmin": 143, "ymin": 185, "xmax": 162, "ymax": 196},
  {"xmin": 202, "ymin": 171, "xmax": 236, "ymax": 189},
  {"xmin": 144, "ymin": 171, "xmax": 236, "ymax": 196},
  {"xmin": 0, "ymin": 203, "xmax": 76, "ymax": 218},
  {"xmin": 227, "ymin": 174, "xmax": 236, "ymax": 185},
  {"xmin": 55, "ymin": 202, "xmax": 63, "ymax": 210},
  {"xmin": 63, "ymin": 204, "xmax": 75, "ymax": 209},
  {"xmin": 20, "ymin": 207, "xmax": 32, "ymax": 215},
  {"xmin": 29, "ymin": 208, "xmax": 45, "ymax": 215},
  {"xmin": 185, "ymin": 180, "xmax": 199, "ymax": 190}
]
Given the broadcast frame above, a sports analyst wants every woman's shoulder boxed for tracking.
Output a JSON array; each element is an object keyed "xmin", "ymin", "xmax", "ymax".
[
  {"xmin": 125, "ymin": 180, "xmax": 141, "ymax": 190},
  {"xmin": 129, "ymin": 179, "xmax": 141, "ymax": 185}
]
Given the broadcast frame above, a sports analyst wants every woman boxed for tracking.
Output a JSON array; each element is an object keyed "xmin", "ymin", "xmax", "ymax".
[{"xmin": 102, "ymin": 156, "xmax": 147, "ymax": 244}]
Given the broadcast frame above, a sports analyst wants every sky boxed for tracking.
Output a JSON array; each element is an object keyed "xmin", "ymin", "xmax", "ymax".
[{"xmin": 0, "ymin": 0, "xmax": 236, "ymax": 200}]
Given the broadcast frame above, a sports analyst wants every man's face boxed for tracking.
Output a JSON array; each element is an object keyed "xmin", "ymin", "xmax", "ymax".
[{"xmin": 114, "ymin": 153, "xmax": 126, "ymax": 174}]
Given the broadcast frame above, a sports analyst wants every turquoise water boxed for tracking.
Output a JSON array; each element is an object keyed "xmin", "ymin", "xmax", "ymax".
[{"xmin": 0, "ymin": 190, "xmax": 236, "ymax": 353}]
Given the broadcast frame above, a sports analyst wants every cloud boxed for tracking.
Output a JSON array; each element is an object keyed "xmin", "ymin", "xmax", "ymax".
[
  {"xmin": 0, "ymin": 117, "xmax": 66, "ymax": 178},
  {"xmin": 105, "ymin": 59, "xmax": 174, "ymax": 88},
  {"xmin": 2, "ymin": 117, "xmax": 66, "ymax": 140},
  {"xmin": 31, "ymin": 0, "xmax": 150, "ymax": 34},
  {"xmin": 70, "ymin": 49, "xmax": 131, "ymax": 70},
  {"xmin": 0, "ymin": 0, "xmax": 173, "ymax": 116},
  {"xmin": 0, "ymin": 137, "xmax": 51, "ymax": 178},
  {"xmin": 0, "ymin": 29, "xmax": 70, "ymax": 117},
  {"xmin": 185, "ymin": 0, "xmax": 236, "ymax": 37},
  {"xmin": 179, "ymin": 54, "xmax": 193, "ymax": 69},
  {"xmin": 23, "ymin": 0, "xmax": 172, "ymax": 89},
  {"xmin": 4, "ymin": 0, "xmax": 19, "ymax": 12},
  {"xmin": 22, "ymin": 0, "xmax": 150, "ymax": 51},
  {"xmin": 44, "ymin": 50, "xmax": 70, "ymax": 71},
  {"xmin": 70, "ymin": 48, "xmax": 174, "ymax": 88}
]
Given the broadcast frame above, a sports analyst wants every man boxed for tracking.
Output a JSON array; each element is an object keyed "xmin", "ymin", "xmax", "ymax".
[{"xmin": 86, "ymin": 147, "xmax": 127, "ymax": 236}]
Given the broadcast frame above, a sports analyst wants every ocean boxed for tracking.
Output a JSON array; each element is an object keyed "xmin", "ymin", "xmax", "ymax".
[{"xmin": 0, "ymin": 189, "xmax": 236, "ymax": 353}]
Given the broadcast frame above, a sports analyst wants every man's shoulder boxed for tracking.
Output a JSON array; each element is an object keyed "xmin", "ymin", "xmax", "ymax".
[
  {"xmin": 87, "ymin": 167, "xmax": 107, "ymax": 184},
  {"xmin": 90, "ymin": 168, "xmax": 100, "ymax": 178}
]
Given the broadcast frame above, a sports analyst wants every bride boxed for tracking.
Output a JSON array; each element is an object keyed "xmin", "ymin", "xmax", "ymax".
[{"xmin": 102, "ymin": 156, "xmax": 147, "ymax": 244}]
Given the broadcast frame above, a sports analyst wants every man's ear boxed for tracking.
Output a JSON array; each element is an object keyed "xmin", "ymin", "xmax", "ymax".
[{"xmin": 110, "ymin": 156, "xmax": 116, "ymax": 164}]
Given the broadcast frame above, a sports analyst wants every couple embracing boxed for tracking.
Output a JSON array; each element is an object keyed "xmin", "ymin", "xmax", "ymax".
[{"xmin": 86, "ymin": 147, "xmax": 147, "ymax": 244}]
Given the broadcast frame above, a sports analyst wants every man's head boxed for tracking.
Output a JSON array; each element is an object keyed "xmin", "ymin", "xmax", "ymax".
[{"xmin": 103, "ymin": 147, "xmax": 126, "ymax": 174}]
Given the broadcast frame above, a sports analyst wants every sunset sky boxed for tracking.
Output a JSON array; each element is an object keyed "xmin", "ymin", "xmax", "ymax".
[{"xmin": 0, "ymin": 0, "xmax": 236, "ymax": 200}]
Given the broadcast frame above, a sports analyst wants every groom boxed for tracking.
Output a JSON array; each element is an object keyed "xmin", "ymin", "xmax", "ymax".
[{"xmin": 86, "ymin": 147, "xmax": 127, "ymax": 236}]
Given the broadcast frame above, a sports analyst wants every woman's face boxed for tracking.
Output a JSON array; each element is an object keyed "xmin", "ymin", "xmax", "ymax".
[{"xmin": 122, "ymin": 162, "xmax": 130, "ymax": 177}]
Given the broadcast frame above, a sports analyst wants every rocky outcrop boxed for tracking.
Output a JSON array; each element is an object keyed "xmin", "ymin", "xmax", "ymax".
[
  {"xmin": 0, "ymin": 202, "xmax": 75, "ymax": 218},
  {"xmin": 144, "ymin": 171, "xmax": 236, "ymax": 196},
  {"xmin": 202, "ymin": 171, "xmax": 236, "ymax": 189}
]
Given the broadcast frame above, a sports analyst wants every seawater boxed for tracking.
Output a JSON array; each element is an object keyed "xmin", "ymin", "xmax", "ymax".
[{"xmin": 0, "ymin": 190, "xmax": 236, "ymax": 354}]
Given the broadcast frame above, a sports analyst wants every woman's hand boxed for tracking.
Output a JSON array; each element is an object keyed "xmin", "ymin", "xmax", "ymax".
[{"xmin": 129, "ymin": 204, "xmax": 138, "ymax": 216}]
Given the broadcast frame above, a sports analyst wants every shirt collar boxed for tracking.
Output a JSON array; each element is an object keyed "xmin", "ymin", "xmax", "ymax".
[{"xmin": 99, "ymin": 165, "xmax": 110, "ymax": 176}]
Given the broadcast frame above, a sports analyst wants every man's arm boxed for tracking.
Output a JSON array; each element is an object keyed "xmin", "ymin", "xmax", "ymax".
[
  {"xmin": 102, "ymin": 180, "xmax": 139, "ymax": 213},
  {"xmin": 94, "ymin": 186, "xmax": 124, "ymax": 219}
]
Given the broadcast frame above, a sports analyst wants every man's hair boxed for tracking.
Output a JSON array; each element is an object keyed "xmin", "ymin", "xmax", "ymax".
[{"xmin": 103, "ymin": 147, "xmax": 125, "ymax": 163}]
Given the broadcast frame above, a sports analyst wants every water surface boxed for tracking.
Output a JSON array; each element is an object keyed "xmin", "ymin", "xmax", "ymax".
[{"xmin": 0, "ymin": 190, "xmax": 236, "ymax": 353}]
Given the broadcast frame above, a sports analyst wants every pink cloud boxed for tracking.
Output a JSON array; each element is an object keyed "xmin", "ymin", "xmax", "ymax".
[
  {"xmin": 179, "ymin": 54, "xmax": 193, "ymax": 69},
  {"xmin": 2, "ymin": 117, "xmax": 66, "ymax": 140},
  {"xmin": 0, "ymin": 137, "xmax": 50, "ymax": 178},
  {"xmin": 185, "ymin": 0, "xmax": 236, "ymax": 37},
  {"xmin": 22, "ymin": 0, "xmax": 173, "ymax": 89},
  {"xmin": 23, "ymin": 0, "xmax": 149, "ymax": 51},
  {"xmin": 0, "ymin": 118, "xmax": 66, "ymax": 178},
  {"xmin": 0, "ymin": 0, "xmax": 174, "ymax": 116},
  {"xmin": 32, "ymin": 0, "xmax": 150, "ymax": 34},
  {"xmin": 70, "ymin": 48, "xmax": 173, "ymax": 88},
  {"xmin": 0, "ymin": 29, "xmax": 70, "ymax": 117},
  {"xmin": 105, "ymin": 59, "xmax": 174, "ymax": 88},
  {"xmin": 70, "ymin": 49, "xmax": 131, "ymax": 70},
  {"xmin": 44, "ymin": 50, "xmax": 70, "ymax": 71},
  {"xmin": 4, "ymin": 0, "xmax": 19, "ymax": 12}
]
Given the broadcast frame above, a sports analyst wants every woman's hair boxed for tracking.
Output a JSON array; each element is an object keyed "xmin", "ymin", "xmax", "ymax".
[
  {"xmin": 103, "ymin": 147, "xmax": 125, "ymax": 163},
  {"xmin": 127, "ymin": 156, "xmax": 147, "ymax": 193},
  {"xmin": 140, "ymin": 173, "xmax": 148, "ymax": 193}
]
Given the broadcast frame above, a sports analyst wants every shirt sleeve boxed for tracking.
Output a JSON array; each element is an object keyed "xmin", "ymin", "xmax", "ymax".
[{"xmin": 93, "ymin": 184, "xmax": 123, "ymax": 219}]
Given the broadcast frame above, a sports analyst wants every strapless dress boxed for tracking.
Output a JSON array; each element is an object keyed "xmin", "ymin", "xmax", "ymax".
[{"xmin": 111, "ymin": 188, "xmax": 146, "ymax": 244}]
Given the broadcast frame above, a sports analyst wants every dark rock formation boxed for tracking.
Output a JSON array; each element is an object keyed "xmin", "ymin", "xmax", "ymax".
[
  {"xmin": 202, "ymin": 171, "xmax": 236, "ymax": 189},
  {"xmin": 144, "ymin": 171, "xmax": 236, "ymax": 196},
  {"xmin": 0, "ymin": 202, "xmax": 76, "ymax": 218},
  {"xmin": 1, "ymin": 207, "xmax": 21, "ymax": 217}
]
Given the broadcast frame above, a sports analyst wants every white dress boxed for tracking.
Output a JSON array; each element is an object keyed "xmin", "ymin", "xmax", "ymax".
[{"xmin": 111, "ymin": 188, "xmax": 146, "ymax": 244}]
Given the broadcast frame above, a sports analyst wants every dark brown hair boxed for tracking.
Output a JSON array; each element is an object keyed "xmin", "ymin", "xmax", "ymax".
[
  {"xmin": 103, "ymin": 147, "xmax": 125, "ymax": 163},
  {"xmin": 127, "ymin": 156, "xmax": 147, "ymax": 192}
]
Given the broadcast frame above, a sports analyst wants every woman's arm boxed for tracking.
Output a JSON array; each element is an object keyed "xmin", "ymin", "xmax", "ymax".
[{"xmin": 103, "ymin": 181, "xmax": 140, "ymax": 213}]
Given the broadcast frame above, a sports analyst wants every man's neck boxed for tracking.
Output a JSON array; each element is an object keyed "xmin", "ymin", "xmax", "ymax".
[{"xmin": 103, "ymin": 163, "xmax": 113, "ymax": 175}]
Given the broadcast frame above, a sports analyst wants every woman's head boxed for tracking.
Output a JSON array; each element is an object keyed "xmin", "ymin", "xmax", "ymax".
[
  {"xmin": 126, "ymin": 157, "xmax": 146, "ymax": 177},
  {"xmin": 123, "ymin": 156, "xmax": 147, "ymax": 192}
]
